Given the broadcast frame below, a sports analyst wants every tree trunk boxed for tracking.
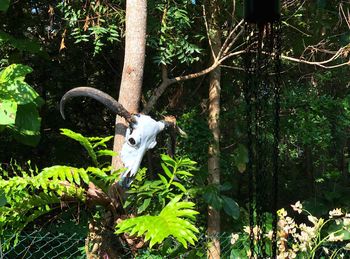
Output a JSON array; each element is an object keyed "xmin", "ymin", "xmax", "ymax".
[
  {"xmin": 112, "ymin": 0, "xmax": 147, "ymax": 170},
  {"xmin": 207, "ymin": 0, "xmax": 221, "ymax": 257},
  {"xmin": 86, "ymin": 0, "xmax": 147, "ymax": 257}
]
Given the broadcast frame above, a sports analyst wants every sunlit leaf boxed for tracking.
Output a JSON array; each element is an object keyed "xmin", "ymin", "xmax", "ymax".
[
  {"xmin": 0, "ymin": 64, "xmax": 43, "ymax": 106},
  {"xmin": 0, "ymin": 100, "xmax": 17, "ymax": 125},
  {"xmin": 116, "ymin": 196, "xmax": 199, "ymax": 248},
  {"xmin": 161, "ymin": 163, "xmax": 172, "ymax": 178}
]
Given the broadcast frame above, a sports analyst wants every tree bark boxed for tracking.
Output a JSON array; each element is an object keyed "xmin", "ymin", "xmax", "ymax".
[
  {"xmin": 86, "ymin": 0, "xmax": 147, "ymax": 257},
  {"xmin": 207, "ymin": 0, "xmax": 221, "ymax": 257},
  {"xmin": 112, "ymin": 0, "xmax": 147, "ymax": 170}
]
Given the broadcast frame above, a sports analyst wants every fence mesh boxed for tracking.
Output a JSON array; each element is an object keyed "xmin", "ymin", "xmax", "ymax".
[
  {"xmin": 1, "ymin": 230, "xmax": 349, "ymax": 258},
  {"xmin": 1, "ymin": 231, "xmax": 85, "ymax": 259}
]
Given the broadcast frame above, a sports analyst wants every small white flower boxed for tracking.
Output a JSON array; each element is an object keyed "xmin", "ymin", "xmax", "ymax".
[
  {"xmin": 329, "ymin": 208, "xmax": 343, "ymax": 218},
  {"xmin": 322, "ymin": 247, "xmax": 329, "ymax": 255},
  {"xmin": 266, "ymin": 230, "xmax": 273, "ymax": 240},
  {"xmin": 278, "ymin": 208, "xmax": 287, "ymax": 217},
  {"xmin": 344, "ymin": 214, "xmax": 350, "ymax": 227},
  {"xmin": 345, "ymin": 243, "xmax": 350, "ymax": 250},
  {"xmin": 307, "ymin": 215, "xmax": 318, "ymax": 225},
  {"xmin": 230, "ymin": 233, "xmax": 239, "ymax": 245},
  {"xmin": 291, "ymin": 201, "xmax": 303, "ymax": 214},
  {"xmin": 328, "ymin": 233, "xmax": 344, "ymax": 242},
  {"xmin": 243, "ymin": 225, "xmax": 260, "ymax": 238}
]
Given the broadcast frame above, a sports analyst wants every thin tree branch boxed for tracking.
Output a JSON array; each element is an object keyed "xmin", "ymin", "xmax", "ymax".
[
  {"xmin": 218, "ymin": 19, "xmax": 244, "ymax": 59},
  {"xmin": 218, "ymin": 50, "xmax": 245, "ymax": 63},
  {"xmin": 143, "ymin": 19, "xmax": 349, "ymax": 114},
  {"xmin": 222, "ymin": 28, "xmax": 244, "ymax": 57},
  {"xmin": 142, "ymin": 61, "xmax": 221, "ymax": 114},
  {"xmin": 203, "ymin": 4, "xmax": 216, "ymax": 59},
  {"xmin": 281, "ymin": 54, "xmax": 350, "ymax": 68},
  {"xmin": 339, "ymin": 3, "xmax": 350, "ymax": 29}
]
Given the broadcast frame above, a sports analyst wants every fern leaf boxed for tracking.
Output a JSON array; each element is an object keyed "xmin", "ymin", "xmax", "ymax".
[
  {"xmin": 96, "ymin": 149, "xmax": 116, "ymax": 157},
  {"xmin": 78, "ymin": 168, "xmax": 90, "ymax": 184},
  {"xmin": 115, "ymin": 196, "xmax": 199, "ymax": 248},
  {"xmin": 60, "ymin": 128, "xmax": 98, "ymax": 166},
  {"xmin": 65, "ymin": 168, "xmax": 73, "ymax": 182},
  {"xmin": 89, "ymin": 135, "xmax": 113, "ymax": 149},
  {"xmin": 72, "ymin": 169, "xmax": 81, "ymax": 185}
]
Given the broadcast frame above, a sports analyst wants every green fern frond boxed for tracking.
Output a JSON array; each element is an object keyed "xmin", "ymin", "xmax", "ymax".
[
  {"xmin": 60, "ymin": 128, "xmax": 98, "ymax": 166},
  {"xmin": 41, "ymin": 166, "xmax": 90, "ymax": 184},
  {"xmin": 88, "ymin": 135, "xmax": 113, "ymax": 149},
  {"xmin": 115, "ymin": 196, "xmax": 199, "ymax": 248}
]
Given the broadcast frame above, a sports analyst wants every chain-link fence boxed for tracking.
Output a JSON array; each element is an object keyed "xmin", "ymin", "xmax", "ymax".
[
  {"xmin": 0, "ymin": 231, "xmax": 85, "ymax": 259},
  {"xmin": 1, "ymin": 230, "xmax": 349, "ymax": 258}
]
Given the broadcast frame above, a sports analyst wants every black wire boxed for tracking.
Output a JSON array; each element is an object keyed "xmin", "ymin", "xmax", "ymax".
[
  {"xmin": 244, "ymin": 23, "xmax": 256, "ymax": 257},
  {"xmin": 272, "ymin": 21, "xmax": 282, "ymax": 259},
  {"xmin": 244, "ymin": 20, "xmax": 281, "ymax": 259}
]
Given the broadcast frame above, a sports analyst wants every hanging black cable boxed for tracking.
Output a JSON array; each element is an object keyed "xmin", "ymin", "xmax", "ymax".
[
  {"xmin": 272, "ymin": 21, "xmax": 282, "ymax": 259},
  {"xmin": 243, "ymin": 1, "xmax": 281, "ymax": 258}
]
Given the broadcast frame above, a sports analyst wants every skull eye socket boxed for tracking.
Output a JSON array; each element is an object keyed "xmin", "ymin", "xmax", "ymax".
[{"xmin": 128, "ymin": 137, "xmax": 136, "ymax": 146}]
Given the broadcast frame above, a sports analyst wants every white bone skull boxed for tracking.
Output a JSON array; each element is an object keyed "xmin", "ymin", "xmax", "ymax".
[
  {"xmin": 60, "ymin": 87, "xmax": 174, "ymax": 189},
  {"xmin": 120, "ymin": 114, "xmax": 165, "ymax": 187}
]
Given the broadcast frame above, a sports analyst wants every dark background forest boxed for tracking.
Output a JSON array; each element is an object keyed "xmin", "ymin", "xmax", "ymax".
[{"xmin": 1, "ymin": 0, "xmax": 350, "ymax": 258}]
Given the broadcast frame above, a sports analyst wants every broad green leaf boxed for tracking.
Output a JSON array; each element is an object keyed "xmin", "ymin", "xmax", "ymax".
[
  {"xmin": 11, "ymin": 38, "xmax": 43, "ymax": 55},
  {"xmin": 11, "ymin": 103, "xmax": 41, "ymax": 146},
  {"xmin": 0, "ymin": 30, "xmax": 11, "ymax": 42},
  {"xmin": 219, "ymin": 183, "xmax": 232, "ymax": 192},
  {"xmin": 0, "ymin": 100, "xmax": 17, "ymax": 125},
  {"xmin": 0, "ymin": 0, "xmax": 9, "ymax": 12},
  {"xmin": 221, "ymin": 195, "xmax": 240, "ymax": 219},
  {"xmin": 0, "ymin": 64, "xmax": 43, "ymax": 106},
  {"xmin": 138, "ymin": 198, "xmax": 151, "ymax": 214},
  {"xmin": 0, "ymin": 31, "xmax": 48, "ymax": 57},
  {"xmin": 203, "ymin": 189, "xmax": 222, "ymax": 210}
]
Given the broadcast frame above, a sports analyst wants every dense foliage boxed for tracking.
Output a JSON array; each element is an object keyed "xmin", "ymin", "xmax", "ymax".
[{"xmin": 1, "ymin": 0, "xmax": 350, "ymax": 257}]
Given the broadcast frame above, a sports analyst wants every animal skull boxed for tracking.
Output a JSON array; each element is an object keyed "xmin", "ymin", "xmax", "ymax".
[
  {"xmin": 60, "ymin": 87, "xmax": 172, "ymax": 188},
  {"xmin": 120, "ymin": 114, "xmax": 165, "ymax": 187}
]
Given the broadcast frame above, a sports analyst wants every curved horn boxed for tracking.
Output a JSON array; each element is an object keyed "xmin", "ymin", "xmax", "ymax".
[{"xmin": 60, "ymin": 87, "xmax": 135, "ymax": 123}]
